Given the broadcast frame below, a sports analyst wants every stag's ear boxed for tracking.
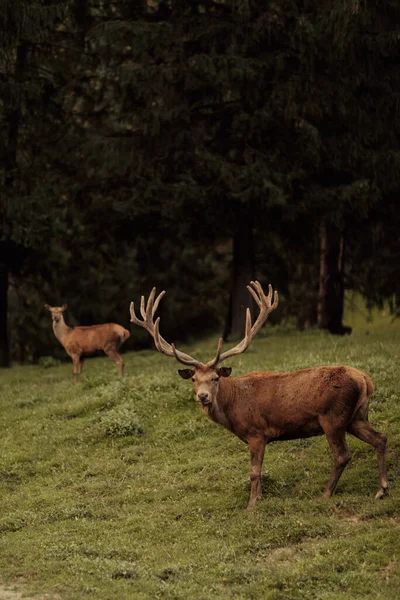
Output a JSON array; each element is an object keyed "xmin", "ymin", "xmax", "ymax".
[
  {"xmin": 178, "ymin": 368, "xmax": 195, "ymax": 380},
  {"xmin": 61, "ymin": 304, "xmax": 67, "ymax": 311},
  {"xmin": 217, "ymin": 367, "xmax": 232, "ymax": 378}
]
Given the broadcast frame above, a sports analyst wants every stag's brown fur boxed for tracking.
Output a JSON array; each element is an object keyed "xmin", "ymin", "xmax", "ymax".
[
  {"xmin": 180, "ymin": 363, "xmax": 387, "ymax": 509},
  {"xmin": 130, "ymin": 282, "xmax": 388, "ymax": 509},
  {"xmin": 45, "ymin": 304, "xmax": 130, "ymax": 382},
  {"xmin": 197, "ymin": 366, "xmax": 372, "ymax": 442}
]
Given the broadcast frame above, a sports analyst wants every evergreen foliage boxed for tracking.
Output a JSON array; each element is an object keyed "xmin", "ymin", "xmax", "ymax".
[{"xmin": 0, "ymin": 0, "xmax": 399, "ymax": 361}]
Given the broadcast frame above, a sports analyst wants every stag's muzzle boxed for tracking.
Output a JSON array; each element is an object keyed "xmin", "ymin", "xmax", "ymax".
[{"xmin": 197, "ymin": 392, "xmax": 211, "ymax": 405}]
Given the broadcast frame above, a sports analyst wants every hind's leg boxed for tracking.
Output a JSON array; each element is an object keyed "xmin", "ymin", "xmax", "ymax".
[
  {"xmin": 348, "ymin": 420, "xmax": 388, "ymax": 499},
  {"xmin": 104, "ymin": 348, "xmax": 124, "ymax": 376},
  {"xmin": 71, "ymin": 354, "xmax": 81, "ymax": 383}
]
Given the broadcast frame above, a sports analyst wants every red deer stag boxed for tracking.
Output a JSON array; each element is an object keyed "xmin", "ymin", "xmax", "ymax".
[
  {"xmin": 130, "ymin": 282, "xmax": 388, "ymax": 509},
  {"xmin": 45, "ymin": 304, "xmax": 130, "ymax": 382}
]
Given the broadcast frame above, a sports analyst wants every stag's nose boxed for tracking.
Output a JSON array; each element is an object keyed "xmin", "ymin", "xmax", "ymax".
[{"xmin": 198, "ymin": 392, "xmax": 209, "ymax": 404}]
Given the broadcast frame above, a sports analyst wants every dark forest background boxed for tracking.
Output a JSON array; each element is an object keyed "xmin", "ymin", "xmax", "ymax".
[{"xmin": 1, "ymin": 0, "xmax": 400, "ymax": 366}]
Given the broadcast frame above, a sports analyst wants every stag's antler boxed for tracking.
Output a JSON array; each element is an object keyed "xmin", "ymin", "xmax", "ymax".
[
  {"xmin": 130, "ymin": 281, "xmax": 278, "ymax": 369},
  {"xmin": 130, "ymin": 288, "xmax": 202, "ymax": 368},
  {"xmin": 207, "ymin": 281, "xmax": 278, "ymax": 367}
]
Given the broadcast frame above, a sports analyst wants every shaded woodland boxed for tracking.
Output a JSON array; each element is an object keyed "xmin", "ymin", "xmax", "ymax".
[{"xmin": 1, "ymin": 0, "xmax": 400, "ymax": 365}]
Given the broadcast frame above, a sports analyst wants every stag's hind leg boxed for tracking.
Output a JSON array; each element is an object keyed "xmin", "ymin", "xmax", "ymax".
[
  {"xmin": 347, "ymin": 420, "xmax": 388, "ymax": 499},
  {"xmin": 319, "ymin": 417, "xmax": 352, "ymax": 498}
]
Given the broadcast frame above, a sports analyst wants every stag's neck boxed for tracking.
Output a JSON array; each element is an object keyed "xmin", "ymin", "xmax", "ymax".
[
  {"xmin": 204, "ymin": 378, "xmax": 237, "ymax": 432},
  {"xmin": 53, "ymin": 317, "xmax": 72, "ymax": 343}
]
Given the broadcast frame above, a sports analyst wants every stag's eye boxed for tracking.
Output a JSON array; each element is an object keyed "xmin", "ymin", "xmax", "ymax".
[
  {"xmin": 191, "ymin": 377, "xmax": 195, "ymax": 382},
  {"xmin": 212, "ymin": 377, "xmax": 219, "ymax": 383}
]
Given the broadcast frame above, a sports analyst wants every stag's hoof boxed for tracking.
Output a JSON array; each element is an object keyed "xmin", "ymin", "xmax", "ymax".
[{"xmin": 375, "ymin": 487, "xmax": 388, "ymax": 500}]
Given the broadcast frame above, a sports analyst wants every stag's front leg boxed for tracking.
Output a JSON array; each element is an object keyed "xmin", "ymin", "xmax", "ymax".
[{"xmin": 247, "ymin": 436, "xmax": 266, "ymax": 510}]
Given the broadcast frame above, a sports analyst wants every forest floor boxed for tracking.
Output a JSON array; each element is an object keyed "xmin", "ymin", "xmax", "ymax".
[{"xmin": 0, "ymin": 302, "xmax": 399, "ymax": 599}]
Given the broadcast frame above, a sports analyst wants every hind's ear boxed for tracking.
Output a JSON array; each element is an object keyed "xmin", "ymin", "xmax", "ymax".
[
  {"xmin": 178, "ymin": 369, "xmax": 195, "ymax": 380},
  {"xmin": 61, "ymin": 304, "xmax": 67, "ymax": 311},
  {"xmin": 44, "ymin": 304, "xmax": 51, "ymax": 311},
  {"xmin": 217, "ymin": 367, "xmax": 232, "ymax": 378}
]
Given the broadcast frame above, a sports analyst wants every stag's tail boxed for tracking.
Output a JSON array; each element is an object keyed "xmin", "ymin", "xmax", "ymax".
[
  {"xmin": 122, "ymin": 328, "xmax": 131, "ymax": 342},
  {"xmin": 352, "ymin": 371, "xmax": 374, "ymax": 422},
  {"xmin": 364, "ymin": 373, "xmax": 374, "ymax": 397}
]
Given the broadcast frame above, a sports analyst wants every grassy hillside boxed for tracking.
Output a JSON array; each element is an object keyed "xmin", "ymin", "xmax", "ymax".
[
  {"xmin": 1, "ymin": 326, "xmax": 400, "ymax": 599},
  {"xmin": 344, "ymin": 292, "xmax": 400, "ymax": 335}
]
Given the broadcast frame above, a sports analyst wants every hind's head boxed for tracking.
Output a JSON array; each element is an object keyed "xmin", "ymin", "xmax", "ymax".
[{"xmin": 44, "ymin": 304, "xmax": 67, "ymax": 324}]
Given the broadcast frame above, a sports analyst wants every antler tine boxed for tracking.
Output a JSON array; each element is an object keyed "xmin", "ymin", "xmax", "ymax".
[
  {"xmin": 153, "ymin": 317, "xmax": 169, "ymax": 354},
  {"xmin": 247, "ymin": 281, "xmax": 278, "ymax": 337},
  {"xmin": 130, "ymin": 300, "xmax": 141, "ymax": 325},
  {"xmin": 248, "ymin": 281, "xmax": 271, "ymax": 307},
  {"xmin": 130, "ymin": 288, "xmax": 202, "ymax": 367},
  {"xmin": 141, "ymin": 287, "xmax": 156, "ymax": 321},
  {"xmin": 248, "ymin": 285, "xmax": 262, "ymax": 308},
  {"xmin": 152, "ymin": 290, "xmax": 166, "ymax": 317},
  {"xmin": 153, "ymin": 320, "xmax": 202, "ymax": 367},
  {"xmin": 154, "ymin": 317, "xmax": 182, "ymax": 358},
  {"xmin": 171, "ymin": 343, "xmax": 203, "ymax": 368},
  {"xmin": 218, "ymin": 308, "xmax": 252, "ymax": 363},
  {"xmin": 271, "ymin": 290, "xmax": 278, "ymax": 311},
  {"xmin": 262, "ymin": 281, "xmax": 279, "ymax": 311},
  {"xmin": 207, "ymin": 336, "xmax": 224, "ymax": 368},
  {"xmin": 139, "ymin": 294, "xmax": 147, "ymax": 321},
  {"xmin": 215, "ymin": 281, "xmax": 278, "ymax": 366}
]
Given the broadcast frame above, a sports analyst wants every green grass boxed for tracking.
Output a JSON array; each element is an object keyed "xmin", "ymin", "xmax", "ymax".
[{"xmin": 1, "ymin": 323, "xmax": 400, "ymax": 599}]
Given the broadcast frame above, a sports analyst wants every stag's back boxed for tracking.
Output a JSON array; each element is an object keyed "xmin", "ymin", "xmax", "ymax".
[{"xmin": 220, "ymin": 365, "xmax": 373, "ymax": 440}]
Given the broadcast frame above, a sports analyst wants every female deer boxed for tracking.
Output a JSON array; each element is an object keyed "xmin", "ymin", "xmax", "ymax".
[{"xmin": 45, "ymin": 304, "xmax": 130, "ymax": 382}]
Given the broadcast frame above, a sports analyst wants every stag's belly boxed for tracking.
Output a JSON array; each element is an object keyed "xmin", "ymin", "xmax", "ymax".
[
  {"xmin": 269, "ymin": 419, "xmax": 324, "ymax": 441},
  {"xmin": 229, "ymin": 412, "xmax": 324, "ymax": 444}
]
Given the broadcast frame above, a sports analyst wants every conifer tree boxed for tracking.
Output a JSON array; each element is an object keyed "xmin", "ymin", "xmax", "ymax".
[
  {"xmin": 62, "ymin": 0, "xmax": 400, "ymax": 338},
  {"xmin": 3, "ymin": 0, "xmax": 400, "ymax": 361},
  {"xmin": 0, "ymin": 0, "xmax": 68, "ymax": 365}
]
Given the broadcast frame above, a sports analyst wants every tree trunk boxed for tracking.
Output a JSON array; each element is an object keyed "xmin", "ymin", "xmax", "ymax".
[
  {"xmin": 0, "ymin": 263, "xmax": 10, "ymax": 367},
  {"xmin": 0, "ymin": 44, "xmax": 28, "ymax": 367},
  {"xmin": 317, "ymin": 218, "xmax": 351, "ymax": 335},
  {"xmin": 224, "ymin": 213, "xmax": 255, "ymax": 341}
]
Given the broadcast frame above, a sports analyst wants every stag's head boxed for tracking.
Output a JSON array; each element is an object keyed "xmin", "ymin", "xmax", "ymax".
[
  {"xmin": 177, "ymin": 364, "xmax": 233, "ymax": 406},
  {"xmin": 130, "ymin": 282, "xmax": 278, "ymax": 407},
  {"xmin": 44, "ymin": 304, "xmax": 67, "ymax": 323}
]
